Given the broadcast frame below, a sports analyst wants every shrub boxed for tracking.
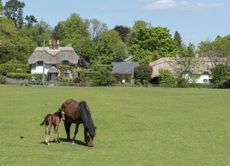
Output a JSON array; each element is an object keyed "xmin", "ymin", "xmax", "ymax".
[
  {"xmin": 92, "ymin": 66, "xmax": 115, "ymax": 86},
  {"xmin": 7, "ymin": 73, "xmax": 32, "ymax": 80},
  {"xmin": 0, "ymin": 64, "xmax": 30, "ymax": 75},
  {"xmin": 159, "ymin": 69, "xmax": 176, "ymax": 87},
  {"xmin": 176, "ymin": 76, "xmax": 189, "ymax": 88},
  {"xmin": 0, "ymin": 75, "xmax": 6, "ymax": 84},
  {"xmin": 134, "ymin": 65, "xmax": 152, "ymax": 85}
]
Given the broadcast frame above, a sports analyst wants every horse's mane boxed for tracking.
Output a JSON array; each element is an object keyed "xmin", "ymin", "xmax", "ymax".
[{"xmin": 79, "ymin": 101, "xmax": 96, "ymax": 137}]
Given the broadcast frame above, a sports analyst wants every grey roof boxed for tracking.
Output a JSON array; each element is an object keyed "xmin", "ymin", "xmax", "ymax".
[
  {"xmin": 28, "ymin": 47, "xmax": 80, "ymax": 64},
  {"xmin": 112, "ymin": 62, "xmax": 139, "ymax": 74}
]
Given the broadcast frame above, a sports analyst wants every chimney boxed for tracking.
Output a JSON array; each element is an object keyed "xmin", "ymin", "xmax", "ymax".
[{"xmin": 48, "ymin": 40, "xmax": 52, "ymax": 49}]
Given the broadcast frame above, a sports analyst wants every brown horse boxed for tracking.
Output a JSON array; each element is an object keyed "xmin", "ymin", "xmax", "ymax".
[
  {"xmin": 40, "ymin": 109, "xmax": 65, "ymax": 145},
  {"xmin": 61, "ymin": 99, "xmax": 96, "ymax": 147}
]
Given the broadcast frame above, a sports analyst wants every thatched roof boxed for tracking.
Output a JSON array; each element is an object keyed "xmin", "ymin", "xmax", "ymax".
[{"xmin": 28, "ymin": 46, "xmax": 80, "ymax": 64}]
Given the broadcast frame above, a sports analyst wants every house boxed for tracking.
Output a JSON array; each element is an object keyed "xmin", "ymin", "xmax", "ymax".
[
  {"xmin": 149, "ymin": 57, "xmax": 213, "ymax": 84},
  {"xmin": 112, "ymin": 62, "xmax": 139, "ymax": 84},
  {"xmin": 28, "ymin": 41, "xmax": 80, "ymax": 82}
]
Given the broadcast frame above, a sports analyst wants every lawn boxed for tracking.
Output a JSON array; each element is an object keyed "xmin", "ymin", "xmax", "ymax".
[{"xmin": 0, "ymin": 85, "xmax": 230, "ymax": 166}]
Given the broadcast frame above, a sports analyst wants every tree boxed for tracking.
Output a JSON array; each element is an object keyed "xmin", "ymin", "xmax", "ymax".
[
  {"xmin": 174, "ymin": 31, "xmax": 182, "ymax": 49},
  {"xmin": 60, "ymin": 13, "xmax": 96, "ymax": 63},
  {"xmin": 52, "ymin": 22, "xmax": 65, "ymax": 40},
  {"xmin": 198, "ymin": 35, "xmax": 230, "ymax": 67},
  {"xmin": 0, "ymin": 17, "xmax": 36, "ymax": 63},
  {"xmin": 85, "ymin": 18, "xmax": 108, "ymax": 40},
  {"xmin": 130, "ymin": 27, "xmax": 176, "ymax": 64},
  {"xmin": 25, "ymin": 15, "xmax": 37, "ymax": 27},
  {"xmin": 127, "ymin": 20, "xmax": 151, "ymax": 46},
  {"xmin": 95, "ymin": 30, "xmax": 128, "ymax": 64},
  {"xmin": 4, "ymin": 0, "xmax": 25, "ymax": 29},
  {"xmin": 113, "ymin": 25, "xmax": 130, "ymax": 42},
  {"xmin": 0, "ymin": 0, "xmax": 3, "ymax": 15}
]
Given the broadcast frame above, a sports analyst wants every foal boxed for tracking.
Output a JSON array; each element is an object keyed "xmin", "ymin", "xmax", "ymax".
[{"xmin": 40, "ymin": 109, "xmax": 65, "ymax": 145}]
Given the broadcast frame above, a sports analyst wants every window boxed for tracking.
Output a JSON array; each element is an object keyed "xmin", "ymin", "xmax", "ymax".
[
  {"xmin": 62, "ymin": 60, "xmax": 69, "ymax": 65},
  {"xmin": 37, "ymin": 61, "xmax": 43, "ymax": 66},
  {"xmin": 203, "ymin": 79, "xmax": 208, "ymax": 83},
  {"xmin": 64, "ymin": 72, "xmax": 70, "ymax": 78}
]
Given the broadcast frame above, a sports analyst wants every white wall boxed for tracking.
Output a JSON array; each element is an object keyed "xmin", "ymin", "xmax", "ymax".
[
  {"xmin": 31, "ymin": 63, "xmax": 52, "ymax": 74},
  {"xmin": 196, "ymin": 74, "xmax": 212, "ymax": 84}
]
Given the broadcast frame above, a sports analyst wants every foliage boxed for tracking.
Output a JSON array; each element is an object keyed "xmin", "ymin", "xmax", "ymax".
[
  {"xmin": 95, "ymin": 30, "xmax": 128, "ymax": 64},
  {"xmin": 0, "ymin": 63, "xmax": 30, "ymax": 75},
  {"xmin": 113, "ymin": 25, "xmax": 130, "ymax": 42},
  {"xmin": 130, "ymin": 27, "xmax": 176, "ymax": 64},
  {"xmin": 25, "ymin": 15, "xmax": 37, "ymax": 27},
  {"xmin": 0, "ymin": 75, "xmax": 6, "ymax": 84},
  {"xmin": 198, "ymin": 35, "xmax": 230, "ymax": 66},
  {"xmin": 85, "ymin": 18, "xmax": 108, "ymax": 40},
  {"xmin": 91, "ymin": 64, "xmax": 115, "ymax": 86},
  {"xmin": 175, "ymin": 75, "xmax": 189, "ymax": 88},
  {"xmin": 7, "ymin": 72, "xmax": 32, "ymax": 80},
  {"xmin": 159, "ymin": 69, "xmax": 176, "ymax": 87},
  {"xmin": 52, "ymin": 22, "xmax": 65, "ymax": 40},
  {"xmin": 113, "ymin": 73, "xmax": 132, "ymax": 84},
  {"xmin": 211, "ymin": 64, "xmax": 230, "ymax": 88},
  {"xmin": 3, "ymin": 0, "xmax": 25, "ymax": 29},
  {"xmin": 134, "ymin": 64, "xmax": 152, "ymax": 85},
  {"xmin": 174, "ymin": 31, "xmax": 182, "ymax": 49}
]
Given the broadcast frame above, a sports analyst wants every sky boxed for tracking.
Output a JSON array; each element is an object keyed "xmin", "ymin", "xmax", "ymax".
[{"xmin": 2, "ymin": 0, "xmax": 230, "ymax": 45}]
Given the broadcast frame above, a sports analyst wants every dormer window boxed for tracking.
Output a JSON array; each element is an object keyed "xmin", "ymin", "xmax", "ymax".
[
  {"xmin": 37, "ymin": 61, "xmax": 43, "ymax": 66},
  {"xmin": 62, "ymin": 60, "xmax": 70, "ymax": 65}
]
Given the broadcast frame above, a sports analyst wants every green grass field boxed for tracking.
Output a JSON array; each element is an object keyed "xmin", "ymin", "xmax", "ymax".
[{"xmin": 0, "ymin": 85, "xmax": 230, "ymax": 166}]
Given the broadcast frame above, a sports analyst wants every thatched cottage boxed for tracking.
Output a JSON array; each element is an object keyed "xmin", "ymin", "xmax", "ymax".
[
  {"xmin": 149, "ymin": 57, "xmax": 213, "ymax": 84},
  {"xmin": 28, "ymin": 41, "xmax": 80, "ymax": 82}
]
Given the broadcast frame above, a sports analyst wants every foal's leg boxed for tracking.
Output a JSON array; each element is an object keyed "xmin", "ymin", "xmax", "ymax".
[
  {"xmin": 54, "ymin": 124, "xmax": 60, "ymax": 143},
  {"xmin": 72, "ymin": 123, "xmax": 80, "ymax": 144},
  {"xmin": 45, "ymin": 126, "xmax": 51, "ymax": 145},
  {"xmin": 64, "ymin": 121, "xmax": 72, "ymax": 141}
]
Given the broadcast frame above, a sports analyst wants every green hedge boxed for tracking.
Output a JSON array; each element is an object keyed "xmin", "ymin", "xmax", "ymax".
[
  {"xmin": 0, "ymin": 64, "xmax": 30, "ymax": 75},
  {"xmin": 7, "ymin": 73, "xmax": 32, "ymax": 80}
]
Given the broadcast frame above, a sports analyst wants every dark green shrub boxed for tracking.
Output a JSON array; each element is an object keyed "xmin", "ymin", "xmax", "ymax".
[
  {"xmin": 92, "ymin": 67, "xmax": 115, "ymax": 86},
  {"xmin": 0, "ymin": 75, "xmax": 6, "ymax": 84},
  {"xmin": 176, "ymin": 76, "xmax": 189, "ymax": 88},
  {"xmin": 134, "ymin": 65, "xmax": 152, "ymax": 85},
  {"xmin": 217, "ymin": 78, "xmax": 230, "ymax": 89}
]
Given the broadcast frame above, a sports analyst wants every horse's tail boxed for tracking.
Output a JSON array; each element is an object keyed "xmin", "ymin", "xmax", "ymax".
[
  {"xmin": 79, "ymin": 101, "xmax": 96, "ymax": 137},
  {"xmin": 40, "ymin": 114, "xmax": 51, "ymax": 126}
]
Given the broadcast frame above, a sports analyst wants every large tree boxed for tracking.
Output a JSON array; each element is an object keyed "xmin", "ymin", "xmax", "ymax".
[
  {"xmin": 3, "ymin": 0, "xmax": 25, "ymax": 29},
  {"xmin": 61, "ymin": 13, "xmax": 96, "ymax": 63},
  {"xmin": 95, "ymin": 30, "xmax": 128, "ymax": 64},
  {"xmin": 174, "ymin": 31, "xmax": 182, "ymax": 49},
  {"xmin": 198, "ymin": 35, "xmax": 230, "ymax": 66},
  {"xmin": 130, "ymin": 27, "xmax": 176, "ymax": 64},
  {"xmin": 0, "ymin": 17, "xmax": 36, "ymax": 63},
  {"xmin": 85, "ymin": 18, "xmax": 108, "ymax": 40},
  {"xmin": 25, "ymin": 15, "xmax": 37, "ymax": 27}
]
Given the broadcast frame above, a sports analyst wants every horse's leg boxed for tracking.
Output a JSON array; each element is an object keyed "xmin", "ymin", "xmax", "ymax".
[
  {"xmin": 45, "ymin": 126, "xmax": 51, "ymax": 145},
  {"xmin": 72, "ymin": 123, "xmax": 80, "ymax": 144},
  {"xmin": 64, "ymin": 121, "xmax": 71, "ymax": 141},
  {"xmin": 54, "ymin": 125, "xmax": 60, "ymax": 143}
]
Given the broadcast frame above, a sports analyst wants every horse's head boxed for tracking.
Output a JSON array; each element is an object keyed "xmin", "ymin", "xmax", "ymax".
[
  {"xmin": 84, "ymin": 126, "xmax": 96, "ymax": 147},
  {"xmin": 58, "ymin": 108, "xmax": 65, "ymax": 121}
]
